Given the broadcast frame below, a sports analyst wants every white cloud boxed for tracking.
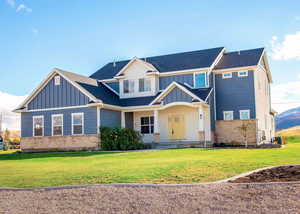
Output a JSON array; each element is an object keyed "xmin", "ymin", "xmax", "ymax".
[
  {"xmin": 0, "ymin": 91, "xmax": 27, "ymax": 131},
  {"xmin": 5, "ymin": 0, "xmax": 15, "ymax": 8},
  {"xmin": 270, "ymin": 31, "xmax": 300, "ymax": 60},
  {"xmin": 271, "ymin": 81, "xmax": 300, "ymax": 113},
  {"xmin": 16, "ymin": 4, "xmax": 32, "ymax": 13}
]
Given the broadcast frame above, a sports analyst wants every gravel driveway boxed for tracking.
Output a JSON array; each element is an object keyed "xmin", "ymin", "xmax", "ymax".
[{"xmin": 1, "ymin": 183, "xmax": 300, "ymax": 214}]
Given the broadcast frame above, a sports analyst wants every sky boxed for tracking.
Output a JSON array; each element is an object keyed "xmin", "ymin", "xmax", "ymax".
[{"xmin": 1, "ymin": 0, "xmax": 300, "ymax": 130}]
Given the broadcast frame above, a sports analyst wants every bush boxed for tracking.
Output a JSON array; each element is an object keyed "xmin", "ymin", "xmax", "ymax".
[{"xmin": 100, "ymin": 126, "xmax": 146, "ymax": 151}]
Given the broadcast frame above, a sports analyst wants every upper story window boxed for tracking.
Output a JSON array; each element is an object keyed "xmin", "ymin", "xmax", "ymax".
[
  {"xmin": 52, "ymin": 114, "xmax": 63, "ymax": 136},
  {"xmin": 123, "ymin": 80, "xmax": 135, "ymax": 94},
  {"xmin": 239, "ymin": 110, "xmax": 250, "ymax": 120},
  {"xmin": 54, "ymin": 76, "xmax": 61, "ymax": 86},
  {"xmin": 139, "ymin": 78, "xmax": 151, "ymax": 92},
  {"xmin": 222, "ymin": 72, "xmax": 232, "ymax": 79},
  {"xmin": 72, "ymin": 113, "xmax": 84, "ymax": 135},
  {"xmin": 223, "ymin": 111, "xmax": 233, "ymax": 120},
  {"xmin": 238, "ymin": 71, "xmax": 248, "ymax": 77},
  {"xmin": 33, "ymin": 116, "xmax": 44, "ymax": 137},
  {"xmin": 194, "ymin": 73, "xmax": 207, "ymax": 88}
]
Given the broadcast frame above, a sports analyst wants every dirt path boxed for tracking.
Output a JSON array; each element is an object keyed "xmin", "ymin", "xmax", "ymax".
[{"xmin": 0, "ymin": 183, "xmax": 300, "ymax": 214}]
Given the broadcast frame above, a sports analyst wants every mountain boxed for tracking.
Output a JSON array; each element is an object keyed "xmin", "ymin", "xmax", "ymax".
[{"xmin": 276, "ymin": 106, "xmax": 300, "ymax": 130}]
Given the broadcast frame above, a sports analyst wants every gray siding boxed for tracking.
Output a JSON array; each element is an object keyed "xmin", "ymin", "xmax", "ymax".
[
  {"xmin": 215, "ymin": 71, "xmax": 256, "ymax": 120},
  {"xmin": 28, "ymin": 74, "xmax": 90, "ymax": 110},
  {"xmin": 125, "ymin": 112, "xmax": 134, "ymax": 129},
  {"xmin": 162, "ymin": 87, "xmax": 193, "ymax": 105},
  {"xmin": 159, "ymin": 74, "xmax": 193, "ymax": 90},
  {"xmin": 21, "ymin": 107, "xmax": 97, "ymax": 138},
  {"xmin": 100, "ymin": 109, "xmax": 121, "ymax": 128},
  {"xmin": 106, "ymin": 82, "xmax": 119, "ymax": 93}
]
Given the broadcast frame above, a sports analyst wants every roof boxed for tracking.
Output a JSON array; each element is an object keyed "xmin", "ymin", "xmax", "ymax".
[
  {"xmin": 90, "ymin": 47, "xmax": 224, "ymax": 80},
  {"xmin": 214, "ymin": 48, "xmax": 264, "ymax": 70},
  {"xmin": 78, "ymin": 81, "xmax": 162, "ymax": 107}
]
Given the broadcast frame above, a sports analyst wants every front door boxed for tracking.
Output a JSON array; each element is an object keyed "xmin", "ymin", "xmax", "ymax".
[{"xmin": 168, "ymin": 114, "xmax": 185, "ymax": 140}]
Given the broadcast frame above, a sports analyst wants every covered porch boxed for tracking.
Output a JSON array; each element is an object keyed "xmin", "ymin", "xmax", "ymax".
[{"xmin": 121, "ymin": 102, "xmax": 212, "ymax": 145}]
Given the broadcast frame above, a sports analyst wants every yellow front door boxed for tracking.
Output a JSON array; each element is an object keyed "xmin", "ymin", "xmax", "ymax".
[{"xmin": 168, "ymin": 114, "xmax": 185, "ymax": 140}]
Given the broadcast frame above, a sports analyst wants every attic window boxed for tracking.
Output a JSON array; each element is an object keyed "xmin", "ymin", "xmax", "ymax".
[{"xmin": 54, "ymin": 76, "xmax": 61, "ymax": 86}]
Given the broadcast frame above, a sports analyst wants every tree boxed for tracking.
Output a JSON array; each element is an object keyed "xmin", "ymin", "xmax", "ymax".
[
  {"xmin": 4, "ymin": 129, "xmax": 11, "ymax": 143},
  {"xmin": 238, "ymin": 121, "xmax": 251, "ymax": 148}
]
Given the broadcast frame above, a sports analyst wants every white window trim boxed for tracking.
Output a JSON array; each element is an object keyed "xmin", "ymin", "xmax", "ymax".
[
  {"xmin": 138, "ymin": 78, "xmax": 151, "ymax": 93},
  {"xmin": 140, "ymin": 116, "xmax": 154, "ymax": 135},
  {"xmin": 54, "ymin": 75, "xmax": 61, "ymax": 85},
  {"xmin": 193, "ymin": 72, "xmax": 207, "ymax": 88},
  {"xmin": 222, "ymin": 72, "xmax": 232, "ymax": 79},
  {"xmin": 33, "ymin": 115, "xmax": 44, "ymax": 137},
  {"xmin": 71, "ymin": 113, "xmax": 84, "ymax": 135},
  {"xmin": 238, "ymin": 71, "xmax": 248, "ymax": 77},
  {"xmin": 239, "ymin": 110, "xmax": 250, "ymax": 120},
  {"xmin": 52, "ymin": 114, "xmax": 63, "ymax": 136},
  {"xmin": 223, "ymin": 111, "xmax": 233, "ymax": 120}
]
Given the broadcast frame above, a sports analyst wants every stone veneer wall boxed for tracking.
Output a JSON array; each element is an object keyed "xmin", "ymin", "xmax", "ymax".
[
  {"xmin": 215, "ymin": 119, "xmax": 257, "ymax": 145},
  {"xmin": 21, "ymin": 134, "xmax": 99, "ymax": 152}
]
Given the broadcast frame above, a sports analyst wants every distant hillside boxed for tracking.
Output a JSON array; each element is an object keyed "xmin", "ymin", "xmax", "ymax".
[
  {"xmin": 276, "ymin": 106, "xmax": 300, "ymax": 130},
  {"xmin": 276, "ymin": 126, "xmax": 300, "ymax": 136}
]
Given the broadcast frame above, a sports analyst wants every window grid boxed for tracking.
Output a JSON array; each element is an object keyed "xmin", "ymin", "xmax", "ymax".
[
  {"xmin": 33, "ymin": 116, "xmax": 44, "ymax": 137},
  {"xmin": 140, "ymin": 116, "xmax": 154, "ymax": 134},
  {"xmin": 52, "ymin": 114, "xmax": 63, "ymax": 136}
]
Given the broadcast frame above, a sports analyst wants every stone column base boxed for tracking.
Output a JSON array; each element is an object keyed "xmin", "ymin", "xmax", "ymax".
[
  {"xmin": 154, "ymin": 133, "xmax": 160, "ymax": 143},
  {"xmin": 198, "ymin": 131, "xmax": 205, "ymax": 141}
]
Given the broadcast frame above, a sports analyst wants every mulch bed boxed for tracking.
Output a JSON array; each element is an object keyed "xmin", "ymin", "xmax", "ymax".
[{"xmin": 229, "ymin": 165, "xmax": 300, "ymax": 183}]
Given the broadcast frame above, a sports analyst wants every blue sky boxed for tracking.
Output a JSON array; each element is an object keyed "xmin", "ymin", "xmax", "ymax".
[{"xmin": 1, "ymin": 0, "xmax": 300, "ymax": 129}]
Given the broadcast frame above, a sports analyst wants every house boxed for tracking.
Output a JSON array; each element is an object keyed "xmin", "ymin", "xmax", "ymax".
[{"xmin": 14, "ymin": 47, "xmax": 275, "ymax": 152}]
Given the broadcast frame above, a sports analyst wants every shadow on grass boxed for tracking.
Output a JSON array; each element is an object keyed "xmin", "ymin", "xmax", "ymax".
[{"xmin": 0, "ymin": 151, "xmax": 121, "ymax": 161}]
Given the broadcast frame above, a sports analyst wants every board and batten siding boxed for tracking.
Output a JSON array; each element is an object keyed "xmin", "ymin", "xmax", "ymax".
[
  {"xmin": 215, "ymin": 70, "xmax": 256, "ymax": 120},
  {"xmin": 100, "ymin": 109, "xmax": 121, "ymax": 128},
  {"xmin": 27, "ymin": 74, "xmax": 90, "ymax": 110},
  {"xmin": 162, "ymin": 87, "xmax": 193, "ymax": 105},
  {"xmin": 21, "ymin": 107, "xmax": 97, "ymax": 138},
  {"xmin": 159, "ymin": 74, "xmax": 193, "ymax": 90}
]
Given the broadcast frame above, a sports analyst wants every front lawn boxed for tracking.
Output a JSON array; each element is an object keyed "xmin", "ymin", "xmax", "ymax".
[{"xmin": 0, "ymin": 137, "xmax": 299, "ymax": 188}]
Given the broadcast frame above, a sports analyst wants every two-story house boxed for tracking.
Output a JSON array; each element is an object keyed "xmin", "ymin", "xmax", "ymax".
[{"xmin": 14, "ymin": 47, "xmax": 275, "ymax": 152}]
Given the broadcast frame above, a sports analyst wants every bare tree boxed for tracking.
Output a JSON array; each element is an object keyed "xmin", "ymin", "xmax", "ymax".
[{"xmin": 238, "ymin": 121, "xmax": 251, "ymax": 148}]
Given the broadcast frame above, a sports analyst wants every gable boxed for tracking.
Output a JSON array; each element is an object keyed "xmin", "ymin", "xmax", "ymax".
[
  {"xmin": 27, "ymin": 74, "xmax": 90, "ymax": 110},
  {"xmin": 119, "ymin": 59, "xmax": 155, "ymax": 78},
  {"xmin": 162, "ymin": 87, "xmax": 194, "ymax": 105}
]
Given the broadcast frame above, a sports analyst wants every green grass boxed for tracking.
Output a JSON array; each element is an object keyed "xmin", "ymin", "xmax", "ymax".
[{"xmin": 0, "ymin": 137, "xmax": 300, "ymax": 188}]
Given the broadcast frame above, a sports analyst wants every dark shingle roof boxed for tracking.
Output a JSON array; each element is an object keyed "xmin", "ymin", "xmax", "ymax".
[
  {"xmin": 90, "ymin": 47, "xmax": 224, "ymax": 80},
  {"xmin": 214, "ymin": 48, "xmax": 264, "ymax": 70}
]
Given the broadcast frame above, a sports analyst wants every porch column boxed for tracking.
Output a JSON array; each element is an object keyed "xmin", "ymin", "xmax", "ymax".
[
  {"xmin": 154, "ymin": 110, "xmax": 160, "ymax": 143},
  {"xmin": 198, "ymin": 106, "xmax": 205, "ymax": 142},
  {"xmin": 121, "ymin": 111, "xmax": 125, "ymax": 128}
]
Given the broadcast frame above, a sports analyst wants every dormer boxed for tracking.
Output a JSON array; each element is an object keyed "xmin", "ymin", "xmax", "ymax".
[{"xmin": 115, "ymin": 57, "xmax": 159, "ymax": 98}]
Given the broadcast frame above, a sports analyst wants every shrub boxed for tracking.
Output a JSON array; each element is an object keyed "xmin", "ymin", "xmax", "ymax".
[{"xmin": 100, "ymin": 126, "xmax": 146, "ymax": 151}]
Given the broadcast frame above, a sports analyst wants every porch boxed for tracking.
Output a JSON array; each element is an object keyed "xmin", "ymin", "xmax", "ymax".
[{"xmin": 121, "ymin": 102, "xmax": 212, "ymax": 144}]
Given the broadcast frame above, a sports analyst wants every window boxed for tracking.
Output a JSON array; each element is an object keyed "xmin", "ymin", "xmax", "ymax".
[
  {"xmin": 140, "ymin": 116, "xmax": 154, "ymax": 134},
  {"xmin": 52, "ymin": 114, "xmax": 63, "ymax": 136},
  {"xmin": 139, "ymin": 78, "xmax": 151, "ymax": 92},
  {"xmin": 123, "ymin": 80, "xmax": 135, "ymax": 94},
  {"xmin": 33, "ymin": 116, "xmax": 44, "ymax": 137},
  {"xmin": 238, "ymin": 71, "xmax": 248, "ymax": 77},
  {"xmin": 223, "ymin": 111, "xmax": 233, "ymax": 120},
  {"xmin": 72, "ymin": 113, "xmax": 84, "ymax": 135},
  {"xmin": 194, "ymin": 73, "xmax": 207, "ymax": 88},
  {"xmin": 239, "ymin": 110, "xmax": 250, "ymax": 120},
  {"xmin": 222, "ymin": 72, "xmax": 232, "ymax": 79},
  {"xmin": 54, "ymin": 76, "xmax": 61, "ymax": 85}
]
